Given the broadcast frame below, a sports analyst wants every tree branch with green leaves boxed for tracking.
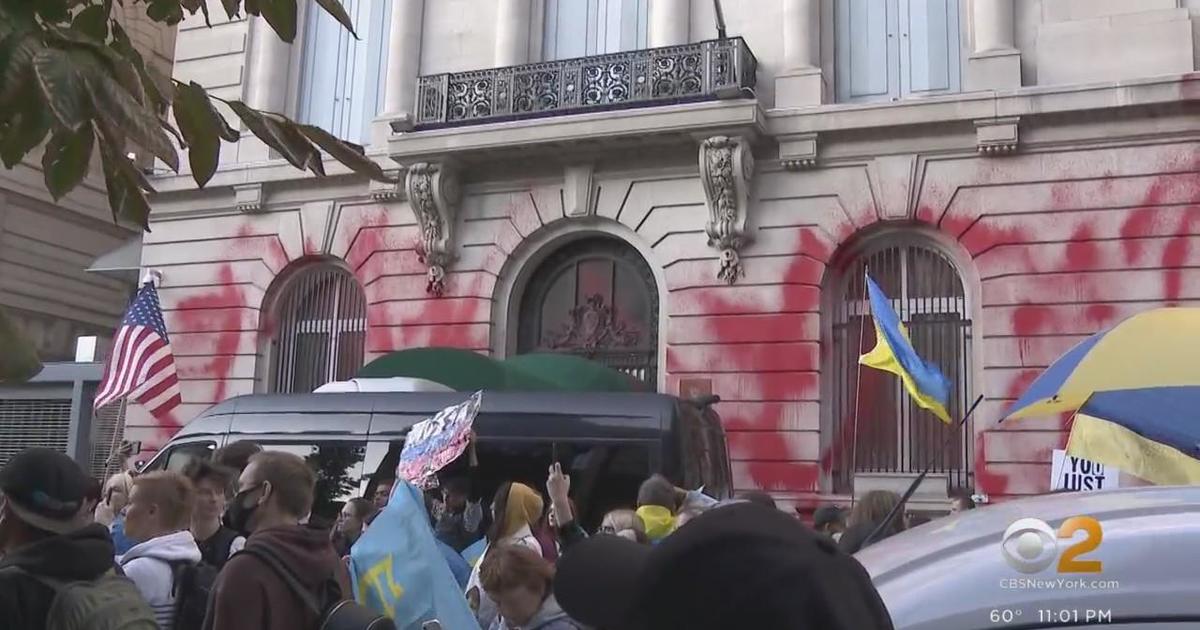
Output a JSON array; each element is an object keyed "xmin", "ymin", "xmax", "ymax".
[
  {"xmin": 0, "ymin": 0, "xmax": 391, "ymax": 382},
  {"xmin": 0, "ymin": 0, "xmax": 392, "ymax": 230}
]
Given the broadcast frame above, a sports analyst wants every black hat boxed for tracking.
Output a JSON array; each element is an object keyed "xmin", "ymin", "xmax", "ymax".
[
  {"xmin": 0, "ymin": 448, "xmax": 89, "ymax": 534},
  {"xmin": 554, "ymin": 502, "xmax": 894, "ymax": 630},
  {"xmin": 813, "ymin": 504, "xmax": 846, "ymax": 528}
]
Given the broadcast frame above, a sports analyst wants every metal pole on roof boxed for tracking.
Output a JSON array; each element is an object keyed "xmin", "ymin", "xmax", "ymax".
[{"xmin": 713, "ymin": 0, "xmax": 727, "ymax": 39}]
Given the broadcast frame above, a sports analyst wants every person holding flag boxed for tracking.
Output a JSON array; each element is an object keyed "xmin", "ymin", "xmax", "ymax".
[
  {"xmin": 350, "ymin": 395, "xmax": 483, "ymax": 629},
  {"xmin": 858, "ymin": 274, "xmax": 953, "ymax": 424}
]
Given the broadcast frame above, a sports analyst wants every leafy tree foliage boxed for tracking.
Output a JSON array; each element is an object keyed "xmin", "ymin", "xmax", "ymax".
[{"xmin": 0, "ymin": 0, "xmax": 393, "ymax": 382}]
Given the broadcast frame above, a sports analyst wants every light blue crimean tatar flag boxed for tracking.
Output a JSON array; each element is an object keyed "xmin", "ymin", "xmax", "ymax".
[{"xmin": 350, "ymin": 480, "xmax": 480, "ymax": 630}]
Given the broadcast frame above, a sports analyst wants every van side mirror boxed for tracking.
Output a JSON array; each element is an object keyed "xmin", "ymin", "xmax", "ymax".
[{"xmin": 688, "ymin": 394, "xmax": 721, "ymax": 408}]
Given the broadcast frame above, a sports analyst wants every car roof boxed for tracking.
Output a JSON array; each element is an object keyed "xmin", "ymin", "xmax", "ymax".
[
  {"xmin": 174, "ymin": 390, "xmax": 687, "ymax": 439},
  {"xmin": 855, "ymin": 486, "xmax": 1200, "ymax": 629}
]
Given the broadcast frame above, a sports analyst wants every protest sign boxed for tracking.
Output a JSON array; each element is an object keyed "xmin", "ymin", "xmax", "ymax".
[
  {"xmin": 397, "ymin": 391, "xmax": 482, "ymax": 489},
  {"xmin": 1051, "ymin": 449, "xmax": 1119, "ymax": 492}
]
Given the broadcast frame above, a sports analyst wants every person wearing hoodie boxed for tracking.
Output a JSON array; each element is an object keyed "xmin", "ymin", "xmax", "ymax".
[
  {"xmin": 634, "ymin": 475, "xmax": 678, "ymax": 542},
  {"xmin": 467, "ymin": 482, "xmax": 546, "ymax": 629},
  {"xmin": 119, "ymin": 470, "xmax": 204, "ymax": 628},
  {"xmin": 0, "ymin": 448, "xmax": 156, "ymax": 630},
  {"xmin": 204, "ymin": 450, "xmax": 347, "ymax": 630},
  {"xmin": 480, "ymin": 543, "xmax": 581, "ymax": 630}
]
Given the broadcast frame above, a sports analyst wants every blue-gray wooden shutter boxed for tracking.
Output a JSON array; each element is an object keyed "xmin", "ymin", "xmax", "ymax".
[
  {"xmin": 900, "ymin": 0, "xmax": 962, "ymax": 96},
  {"xmin": 297, "ymin": 0, "xmax": 347, "ymax": 133},
  {"xmin": 297, "ymin": 0, "xmax": 389, "ymax": 144},
  {"xmin": 836, "ymin": 0, "xmax": 900, "ymax": 102}
]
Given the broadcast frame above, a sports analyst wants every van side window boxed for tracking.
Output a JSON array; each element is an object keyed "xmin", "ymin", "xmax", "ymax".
[
  {"xmin": 258, "ymin": 442, "xmax": 365, "ymax": 525},
  {"xmin": 360, "ymin": 439, "xmax": 653, "ymax": 532},
  {"xmin": 150, "ymin": 441, "xmax": 215, "ymax": 473},
  {"xmin": 556, "ymin": 442, "xmax": 652, "ymax": 531}
]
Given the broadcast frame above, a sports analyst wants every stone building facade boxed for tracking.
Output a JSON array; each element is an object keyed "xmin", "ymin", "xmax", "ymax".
[{"xmin": 144, "ymin": 0, "xmax": 1200, "ymax": 510}]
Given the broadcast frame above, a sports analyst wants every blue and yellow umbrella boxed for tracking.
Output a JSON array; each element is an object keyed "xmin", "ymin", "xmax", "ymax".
[
  {"xmin": 1068, "ymin": 387, "xmax": 1200, "ymax": 485},
  {"xmin": 1006, "ymin": 308, "xmax": 1200, "ymax": 485}
]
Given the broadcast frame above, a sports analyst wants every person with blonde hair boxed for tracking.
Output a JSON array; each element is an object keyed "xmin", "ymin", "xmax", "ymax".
[
  {"xmin": 95, "ymin": 470, "xmax": 135, "ymax": 525},
  {"xmin": 95, "ymin": 470, "xmax": 138, "ymax": 553},
  {"xmin": 598, "ymin": 509, "xmax": 648, "ymax": 544},
  {"xmin": 119, "ymin": 470, "xmax": 203, "ymax": 628},
  {"xmin": 467, "ymin": 482, "xmax": 546, "ymax": 628}
]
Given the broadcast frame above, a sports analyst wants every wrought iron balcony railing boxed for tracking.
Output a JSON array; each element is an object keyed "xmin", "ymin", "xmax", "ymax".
[{"xmin": 414, "ymin": 37, "xmax": 757, "ymax": 129}]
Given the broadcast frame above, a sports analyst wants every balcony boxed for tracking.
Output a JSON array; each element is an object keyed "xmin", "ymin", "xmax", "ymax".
[{"xmin": 413, "ymin": 37, "xmax": 758, "ymax": 130}]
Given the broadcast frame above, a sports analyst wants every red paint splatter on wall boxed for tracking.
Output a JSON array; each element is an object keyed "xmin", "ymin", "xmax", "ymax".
[
  {"xmin": 1162, "ymin": 212, "xmax": 1199, "ymax": 305},
  {"xmin": 1062, "ymin": 224, "xmax": 1098, "ymax": 271},
  {"xmin": 686, "ymin": 230, "xmax": 827, "ymax": 492},
  {"xmin": 1083, "ymin": 304, "xmax": 1116, "ymax": 327},
  {"xmin": 173, "ymin": 265, "xmax": 246, "ymax": 405},
  {"xmin": 230, "ymin": 225, "xmax": 291, "ymax": 274},
  {"xmin": 1011, "ymin": 304, "xmax": 1055, "ymax": 336},
  {"xmin": 972, "ymin": 432, "xmax": 1010, "ymax": 497}
]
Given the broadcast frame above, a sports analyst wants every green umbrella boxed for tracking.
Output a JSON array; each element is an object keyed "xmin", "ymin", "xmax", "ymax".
[
  {"xmin": 357, "ymin": 347, "xmax": 509, "ymax": 390},
  {"xmin": 357, "ymin": 347, "xmax": 554, "ymax": 391},
  {"xmin": 502, "ymin": 353, "xmax": 644, "ymax": 393}
]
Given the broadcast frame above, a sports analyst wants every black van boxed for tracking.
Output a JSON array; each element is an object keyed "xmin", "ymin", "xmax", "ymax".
[{"xmin": 141, "ymin": 391, "xmax": 731, "ymax": 529}]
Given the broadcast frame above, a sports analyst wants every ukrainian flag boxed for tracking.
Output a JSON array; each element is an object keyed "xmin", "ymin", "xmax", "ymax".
[{"xmin": 858, "ymin": 274, "xmax": 953, "ymax": 424}]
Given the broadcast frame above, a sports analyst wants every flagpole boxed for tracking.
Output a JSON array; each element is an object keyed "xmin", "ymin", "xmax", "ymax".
[
  {"xmin": 849, "ymin": 268, "xmax": 869, "ymax": 511},
  {"xmin": 103, "ymin": 398, "xmax": 128, "ymax": 477},
  {"xmin": 862, "ymin": 393, "xmax": 985, "ymax": 547}
]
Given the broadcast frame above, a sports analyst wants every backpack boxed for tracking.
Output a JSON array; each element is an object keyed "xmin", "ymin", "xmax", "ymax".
[
  {"xmin": 169, "ymin": 560, "xmax": 221, "ymax": 630},
  {"xmin": 237, "ymin": 546, "xmax": 396, "ymax": 630},
  {"xmin": 21, "ymin": 568, "xmax": 159, "ymax": 630}
]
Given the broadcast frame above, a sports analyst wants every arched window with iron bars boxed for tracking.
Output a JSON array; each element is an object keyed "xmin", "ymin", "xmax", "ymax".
[
  {"xmin": 268, "ymin": 263, "xmax": 367, "ymax": 393},
  {"xmin": 828, "ymin": 234, "xmax": 974, "ymax": 495}
]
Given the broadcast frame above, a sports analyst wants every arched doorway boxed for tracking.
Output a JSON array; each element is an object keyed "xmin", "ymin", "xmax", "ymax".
[
  {"xmin": 516, "ymin": 237, "xmax": 659, "ymax": 387},
  {"xmin": 267, "ymin": 262, "xmax": 367, "ymax": 393},
  {"xmin": 827, "ymin": 232, "xmax": 975, "ymax": 494}
]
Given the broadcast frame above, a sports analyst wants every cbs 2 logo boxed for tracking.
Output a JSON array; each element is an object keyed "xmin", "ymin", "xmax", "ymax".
[{"xmin": 1001, "ymin": 517, "xmax": 1103, "ymax": 574}]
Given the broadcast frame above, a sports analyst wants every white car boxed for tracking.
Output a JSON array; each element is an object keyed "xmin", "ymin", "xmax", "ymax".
[{"xmin": 855, "ymin": 486, "xmax": 1200, "ymax": 630}]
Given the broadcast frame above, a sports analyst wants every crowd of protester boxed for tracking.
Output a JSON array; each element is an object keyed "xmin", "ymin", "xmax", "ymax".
[{"xmin": 0, "ymin": 439, "xmax": 971, "ymax": 629}]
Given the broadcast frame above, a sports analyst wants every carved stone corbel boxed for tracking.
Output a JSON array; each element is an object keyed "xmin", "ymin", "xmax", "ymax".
[
  {"xmin": 405, "ymin": 162, "xmax": 462, "ymax": 297},
  {"xmin": 699, "ymin": 135, "xmax": 755, "ymax": 284}
]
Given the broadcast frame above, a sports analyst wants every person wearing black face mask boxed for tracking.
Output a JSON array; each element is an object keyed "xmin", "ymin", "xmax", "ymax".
[{"xmin": 204, "ymin": 451, "xmax": 349, "ymax": 630}]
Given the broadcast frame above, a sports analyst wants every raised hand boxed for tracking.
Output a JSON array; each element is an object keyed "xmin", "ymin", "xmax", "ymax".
[{"xmin": 546, "ymin": 462, "xmax": 573, "ymax": 526}]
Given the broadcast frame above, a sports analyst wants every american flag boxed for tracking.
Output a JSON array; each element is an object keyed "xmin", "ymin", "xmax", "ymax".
[{"xmin": 94, "ymin": 281, "xmax": 182, "ymax": 420}]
